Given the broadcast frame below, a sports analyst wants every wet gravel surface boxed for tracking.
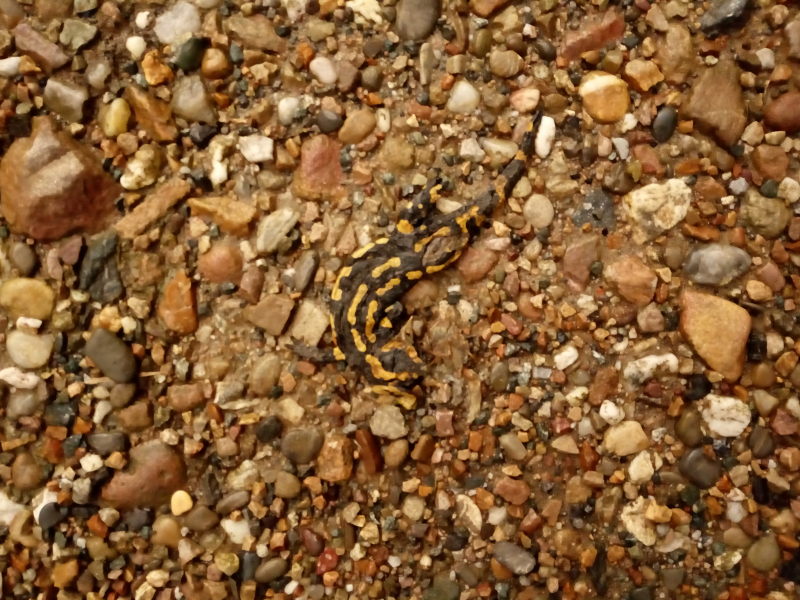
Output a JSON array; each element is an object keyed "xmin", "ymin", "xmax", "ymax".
[{"xmin": 1, "ymin": 0, "xmax": 800, "ymax": 599}]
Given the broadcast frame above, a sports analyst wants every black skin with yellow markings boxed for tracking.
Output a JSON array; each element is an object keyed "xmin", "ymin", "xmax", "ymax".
[{"xmin": 330, "ymin": 114, "xmax": 542, "ymax": 399}]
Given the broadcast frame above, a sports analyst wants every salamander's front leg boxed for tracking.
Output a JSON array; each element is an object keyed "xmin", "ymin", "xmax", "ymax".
[{"xmin": 396, "ymin": 177, "xmax": 444, "ymax": 234}]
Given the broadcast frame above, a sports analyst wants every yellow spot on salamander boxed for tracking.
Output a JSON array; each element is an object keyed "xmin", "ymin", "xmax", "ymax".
[
  {"xmin": 376, "ymin": 277, "xmax": 401, "ymax": 297},
  {"xmin": 413, "ymin": 226, "xmax": 451, "ymax": 253},
  {"xmin": 352, "ymin": 243, "xmax": 375, "ymax": 259},
  {"xmin": 347, "ymin": 284, "xmax": 368, "ymax": 325},
  {"xmin": 365, "ymin": 300, "xmax": 379, "ymax": 343},
  {"xmin": 371, "ymin": 256, "xmax": 401, "ymax": 278},
  {"xmin": 350, "ymin": 328, "xmax": 367, "ymax": 352},
  {"xmin": 406, "ymin": 270, "xmax": 423, "ymax": 280}
]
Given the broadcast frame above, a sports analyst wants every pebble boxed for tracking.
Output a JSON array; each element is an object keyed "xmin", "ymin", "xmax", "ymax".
[
  {"xmin": 255, "ymin": 557, "xmax": 289, "ymax": 583},
  {"xmin": 338, "ymin": 108, "xmax": 377, "ymax": 145},
  {"xmin": 740, "ymin": 189, "xmax": 791, "ymax": 239},
  {"xmin": 493, "ymin": 541, "xmax": 536, "ymax": 574},
  {"xmin": 699, "ymin": 0, "xmax": 749, "ymax": 32},
  {"xmin": 85, "ymin": 328, "xmax": 137, "ymax": 383},
  {"xmin": 534, "ymin": 115, "xmax": 556, "ymax": 158},
  {"xmin": 683, "ymin": 58, "xmax": 746, "ymax": 147},
  {"xmin": 0, "ymin": 117, "xmax": 120, "ymax": 240},
  {"xmin": 679, "ymin": 448, "xmax": 722, "ymax": 489},
  {"xmin": 764, "ymin": 91, "xmax": 800, "ymax": 133},
  {"xmin": 153, "ymin": 0, "xmax": 200, "ymax": 44},
  {"xmin": 604, "ymin": 421, "xmax": 650, "ymax": 456},
  {"xmin": 239, "ymin": 135, "xmax": 274, "ymax": 163},
  {"xmin": 624, "ymin": 179, "xmax": 691, "ymax": 241},
  {"xmin": 683, "ymin": 244, "xmax": 751, "ymax": 286},
  {"xmin": 579, "ymin": 72, "xmax": 629, "ymax": 123},
  {"xmin": 310, "ymin": 56, "xmax": 338, "ymax": 85},
  {"xmin": 158, "ymin": 269, "xmax": 198, "ymax": 334},
  {"xmin": 680, "ymin": 290, "xmax": 751, "ymax": 381},
  {"xmin": 395, "ymin": 0, "xmax": 440, "ymax": 40},
  {"xmin": 522, "ymin": 194, "xmax": 554, "ymax": 229},
  {"xmin": 604, "ymin": 255, "xmax": 657, "ymax": 306},
  {"xmin": 171, "ymin": 75, "xmax": 217, "ymax": 124},
  {"xmin": 652, "ymin": 105, "xmax": 678, "ymax": 142},
  {"xmin": 6, "ymin": 330, "xmax": 53, "ymax": 369},
  {"xmin": 446, "ymin": 80, "xmax": 480, "ymax": 114},
  {"xmin": 101, "ymin": 440, "xmax": 187, "ymax": 509},
  {"xmin": 700, "ymin": 394, "xmax": 750, "ymax": 437},
  {"xmin": 369, "ymin": 405, "xmax": 408, "ymax": 439},
  {"xmin": 747, "ymin": 535, "xmax": 781, "ymax": 572},
  {"xmin": 170, "ymin": 490, "xmax": 193, "ymax": 516},
  {"xmin": 280, "ymin": 427, "xmax": 324, "ymax": 464}
]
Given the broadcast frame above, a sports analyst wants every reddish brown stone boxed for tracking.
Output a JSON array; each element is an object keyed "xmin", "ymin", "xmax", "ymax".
[
  {"xmin": 764, "ymin": 91, "xmax": 800, "ymax": 133},
  {"xmin": 101, "ymin": 440, "xmax": 187, "ymax": 509},
  {"xmin": 13, "ymin": 22, "xmax": 68, "ymax": 72},
  {"xmin": 604, "ymin": 255, "xmax": 657, "ymax": 306},
  {"xmin": 167, "ymin": 383, "xmax": 205, "ymax": 412},
  {"xmin": 494, "ymin": 476, "xmax": 530, "ymax": 506},
  {"xmin": 457, "ymin": 246, "xmax": 499, "ymax": 283},
  {"xmin": 158, "ymin": 269, "xmax": 198, "ymax": 334},
  {"xmin": 682, "ymin": 58, "xmax": 746, "ymax": 147},
  {"xmin": 198, "ymin": 243, "xmax": 243, "ymax": 284},
  {"xmin": 751, "ymin": 145, "xmax": 789, "ymax": 181},
  {"xmin": 560, "ymin": 9, "xmax": 625, "ymax": 61},
  {"xmin": 291, "ymin": 135, "xmax": 344, "ymax": 201},
  {"xmin": 354, "ymin": 429, "xmax": 382, "ymax": 474},
  {"xmin": 0, "ymin": 117, "xmax": 120, "ymax": 241}
]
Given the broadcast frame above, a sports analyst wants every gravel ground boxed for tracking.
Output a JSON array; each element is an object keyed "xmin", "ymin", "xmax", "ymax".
[{"xmin": 0, "ymin": 0, "xmax": 800, "ymax": 599}]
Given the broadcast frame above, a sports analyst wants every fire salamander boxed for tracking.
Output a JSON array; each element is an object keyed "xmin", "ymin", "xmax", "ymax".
[{"xmin": 328, "ymin": 114, "xmax": 541, "ymax": 406}]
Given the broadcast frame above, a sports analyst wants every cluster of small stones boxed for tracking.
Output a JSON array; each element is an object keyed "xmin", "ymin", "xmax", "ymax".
[{"xmin": 1, "ymin": 0, "xmax": 800, "ymax": 599}]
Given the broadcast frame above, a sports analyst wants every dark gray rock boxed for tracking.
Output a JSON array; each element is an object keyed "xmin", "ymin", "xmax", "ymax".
[
  {"xmin": 700, "ymin": 0, "xmax": 750, "ymax": 33},
  {"xmin": 84, "ymin": 328, "xmax": 137, "ymax": 383},
  {"xmin": 78, "ymin": 231, "xmax": 123, "ymax": 303}
]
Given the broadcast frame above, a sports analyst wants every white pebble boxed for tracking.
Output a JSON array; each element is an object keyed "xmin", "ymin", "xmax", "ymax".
[
  {"xmin": 309, "ymin": 56, "xmax": 337, "ymax": 85},
  {"xmin": 277, "ymin": 97, "xmax": 300, "ymax": 125},
  {"xmin": 599, "ymin": 400, "xmax": 624, "ymax": 425},
  {"xmin": 446, "ymin": 80, "xmax": 480, "ymax": 114},
  {"xmin": 534, "ymin": 115, "xmax": 555, "ymax": 158},
  {"xmin": 79, "ymin": 454, "xmax": 104, "ymax": 473},
  {"xmin": 126, "ymin": 36, "xmax": 147, "ymax": 60},
  {"xmin": 0, "ymin": 57, "xmax": 21, "ymax": 78},
  {"xmin": 459, "ymin": 138, "xmax": 486, "ymax": 162},
  {"xmin": 553, "ymin": 345, "xmax": 579, "ymax": 370},
  {"xmin": 700, "ymin": 394, "xmax": 751, "ymax": 438},
  {"xmin": 153, "ymin": 1, "xmax": 200, "ymax": 44},
  {"xmin": 239, "ymin": 135, "xmax": 274, "ymax": 163}
]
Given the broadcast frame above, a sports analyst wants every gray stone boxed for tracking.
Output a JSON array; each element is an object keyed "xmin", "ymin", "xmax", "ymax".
[
  {"xmin": 215, "ymin": 490, "xmax": 250, "ymax": 515},
  {"xmin": 700, "ymin": 0, "xmax": 750, "ymax": 33},
  {"xmin": 683, "ymin": 244, "xmax": 751, "ymax": 286},
  {"xmin": 678, "ymin": 448, "xmax": 722, "ymax": 489},
  {"xmin": 395, "ymin": 0, "xmax": 440, "ymax": 41},
  {"xmin": 255, "ymin": 557, "xmax": 288, "ymax": 583},
  {"xmin": 84, "ymin": 328, "xmax": 137, "ymax": 383},
  {"xmin": 493, "ymin": 541, "xmax": 536, "ymax": 574},
  {"xmin": 79, "ymin": 232, "xmax": 123, "ymax": 303},
  {"xmin": 280, "ymin": 428, "xmax": 323, "ymax": 464},
  {"xmin": 86, "ymin": 432, "xmax": 127, "ymax": 455}
]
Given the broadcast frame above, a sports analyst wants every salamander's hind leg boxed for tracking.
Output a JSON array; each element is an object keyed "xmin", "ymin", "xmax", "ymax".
[{"xmin": 396, "ymin": 177, "xmax": 444, "ymax": 234}]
